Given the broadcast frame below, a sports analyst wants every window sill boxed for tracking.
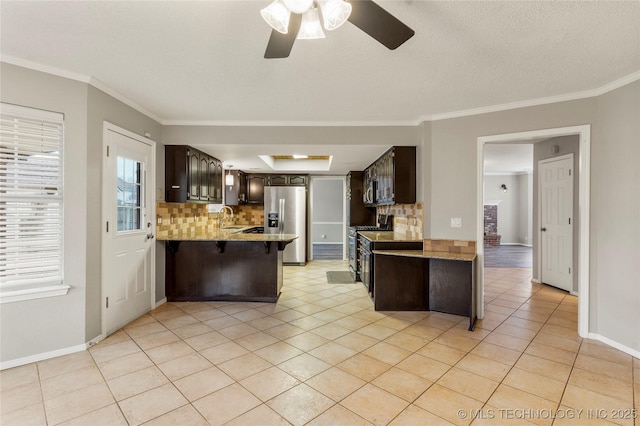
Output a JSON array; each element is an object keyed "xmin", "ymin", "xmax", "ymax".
[{"xmin": 0, "ymin": 285, "xmax": 71, "ymax": 304}]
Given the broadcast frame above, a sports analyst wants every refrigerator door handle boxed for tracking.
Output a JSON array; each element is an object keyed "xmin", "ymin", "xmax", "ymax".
[{"xmin": 279, "ymin": 198, "xmax": 285, "ymax": 234}]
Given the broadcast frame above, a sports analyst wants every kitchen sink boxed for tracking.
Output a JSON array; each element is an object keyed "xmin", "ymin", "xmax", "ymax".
[{"xmin": 242, "ymin": 227, "xmax": 264, "ymax": 234}]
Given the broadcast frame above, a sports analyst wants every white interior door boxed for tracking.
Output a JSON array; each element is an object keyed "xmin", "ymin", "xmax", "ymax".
[
  {"xmin": 539, "ymin": 154, "xmax": 573, "ymax": 292},
  {"xmin": 102, "ymin": 124, "xmax": 155, "ymax": 335}
]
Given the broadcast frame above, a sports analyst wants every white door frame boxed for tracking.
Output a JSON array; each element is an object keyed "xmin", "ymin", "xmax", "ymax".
[
  {"xmin": 101, "ymin": 121, "xmax": 156, "ymax": 337},
  {"xmin": 538, "ymin": 153, "xmax": 574, "ymax": 293},
  {"xmin": 477, "ymin": 125, "xmax": 590, "ymax": 337}
]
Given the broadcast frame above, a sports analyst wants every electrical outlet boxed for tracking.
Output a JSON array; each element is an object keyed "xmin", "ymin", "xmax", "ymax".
[{"xmin": 451, "ymin": 217, "xmax": 462, "ymax": 228}]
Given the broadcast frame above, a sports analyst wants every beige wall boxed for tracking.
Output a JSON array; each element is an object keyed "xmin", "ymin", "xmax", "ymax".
[
  {"xmin": 424, "ymin": 82, "xmax": 639, "ymax": 351},
  {"xmin": 592, "ymin": 80, "xmax": 640, "ymax": 348},
  {"xmin": 1, "ymin": 63, "xmax": 89, "ymax": 362},
  {"xmin": 0, "ymin": 63, "xmax": 163, "ymax": 364},
  {"xmin": 428, "ymin": 98, "xmax": 597, "ymax": 240}
]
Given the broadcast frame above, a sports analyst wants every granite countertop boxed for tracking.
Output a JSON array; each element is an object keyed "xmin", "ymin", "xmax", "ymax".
[
  {"xmin": 373, "ymin": 249, "xmax": 477, "ymax": 261},
  {"xmin": 358, "ymin": 231, "xmax": 422, "ymax": 242},
  {"xmin": 157, "ymin": 227, "xmax": 298, "ymax": 242}
]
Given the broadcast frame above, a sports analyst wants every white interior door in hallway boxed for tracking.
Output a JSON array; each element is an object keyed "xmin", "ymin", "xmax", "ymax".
[
  {"xmin": 539, "ymin": 154, "xmax": 574, "ymax": 292},
  {"xmin": 102, "ymin": 123, "xmax": 155, "ymax": 336}
]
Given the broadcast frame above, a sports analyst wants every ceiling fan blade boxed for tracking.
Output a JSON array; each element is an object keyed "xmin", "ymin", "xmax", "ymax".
[
  {"xmin": 264, "ymin": 13, "xmax": 303, "ymax": 59},
  {"xmin": 347, "ymin": 0, "xmax": 415, "ymax": 50}
]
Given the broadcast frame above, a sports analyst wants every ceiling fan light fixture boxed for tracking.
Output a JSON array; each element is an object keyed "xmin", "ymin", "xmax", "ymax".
[
  {"xmin": 297, "ymin": 7, "xmax": 326, "ymax": 39},
  {"xmin": 317, "ymin": 0, "xmax": 352, "ymax": 30},
  {"xmin": 282, "ymin": 0, "xmax": 314, "ymax": 14},
  {"xmin": 261, "ymin": 0, "xmax": 291, "ymax": 34}
]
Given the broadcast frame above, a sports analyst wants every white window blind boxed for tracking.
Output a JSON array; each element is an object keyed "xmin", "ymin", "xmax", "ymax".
[{"xmin": 0, "ymin": 103, "xmax": 66, "ymax": 302}]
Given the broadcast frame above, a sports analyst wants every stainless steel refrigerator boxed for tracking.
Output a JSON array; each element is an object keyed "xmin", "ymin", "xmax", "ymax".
[{"xmin": 264, "ymin": 186, "xmax": 306, "ymax": 265}]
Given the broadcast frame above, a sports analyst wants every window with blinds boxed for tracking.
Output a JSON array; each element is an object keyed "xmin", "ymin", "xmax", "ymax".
[{"xmin": 0, "ymin": 103, "xmax": 68, "ymax": 303}]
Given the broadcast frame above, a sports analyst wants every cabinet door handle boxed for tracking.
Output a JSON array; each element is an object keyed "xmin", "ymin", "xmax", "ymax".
[{"xmin": 541, "ymin": 227, "xmax": 547, "ymax": 232}]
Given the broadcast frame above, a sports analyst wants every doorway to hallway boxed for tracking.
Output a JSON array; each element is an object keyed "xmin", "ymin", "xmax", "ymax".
[{"xmin": 477, "ymin": 125, "xmax": 591, "ymax": 337}]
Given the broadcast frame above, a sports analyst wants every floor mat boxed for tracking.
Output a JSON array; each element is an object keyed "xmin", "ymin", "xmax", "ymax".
[{"xmin": 326, "ymin": 271, "xmax": 355, "ymax": 284}]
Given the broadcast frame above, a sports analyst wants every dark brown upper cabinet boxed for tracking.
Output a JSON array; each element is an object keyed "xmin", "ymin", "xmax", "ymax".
[
  {"xmin": 363, "ymin": 146, "xmax": 416, "ymax": 206},
  {"xmin": 346, "ymin": 171, "xmax": 376, "ymax": 226},
  {"xmin": 267, "ymin": 174, "xmax": 308, "ymax": 186},
  {"xmin": 165, "ymin": 145, "xmax": 223, "ymax": 204},
  {"xmin": 246, "ymin": 174, "xmax": 266, "ymax": 204}
]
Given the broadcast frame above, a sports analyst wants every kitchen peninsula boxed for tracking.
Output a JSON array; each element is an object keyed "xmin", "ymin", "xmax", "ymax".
[{"xmin": 159, "ymin": 228, "xmax": 297, "ymax": 303}]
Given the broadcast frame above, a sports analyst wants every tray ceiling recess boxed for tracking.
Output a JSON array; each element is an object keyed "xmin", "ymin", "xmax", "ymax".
[{"xmin": 259, "ymin": 154, "xmax": 333, "ymax": 171}]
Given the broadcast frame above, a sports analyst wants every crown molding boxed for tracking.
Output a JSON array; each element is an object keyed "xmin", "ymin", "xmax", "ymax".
[
  {"xmin": 162, "ymin": 119, "xmax": 420, "ymax": 127},
  {"xmin": 2, "ymin": 55, "xmax": 90, "ymax": 83},
  {"xmin": 425, "ymin": 70, "xmax": 640, "ymax": 122},
  {"xmin": 3, "ymin": 56, "xmax": 639, "ymax": 127},
  {"xmin": 87, "ymin": 76, "xmax": 163, "ymax": 124},
  {"xmin": 2, "ymin": 55, "xmax": 163, "ymax": 124},
  {"xmin": 484, "ymin": 171, "xmax": 532, "ymax": 176}
]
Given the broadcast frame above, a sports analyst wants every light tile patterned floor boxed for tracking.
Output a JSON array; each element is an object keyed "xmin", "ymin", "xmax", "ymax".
[{"xmin": 1, "ymin": 261, "xmax": 638, "ymax": 425}]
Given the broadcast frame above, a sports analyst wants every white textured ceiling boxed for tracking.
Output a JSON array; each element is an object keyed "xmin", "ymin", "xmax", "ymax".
[{"xmin": 1, "ymin": 1, "xmax": 639, "ymax": 173}]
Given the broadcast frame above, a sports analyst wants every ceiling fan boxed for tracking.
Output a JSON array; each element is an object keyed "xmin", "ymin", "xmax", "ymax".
[{"xmin": 261, "ymin": 0, "xmax": 415, "ymax": 58}]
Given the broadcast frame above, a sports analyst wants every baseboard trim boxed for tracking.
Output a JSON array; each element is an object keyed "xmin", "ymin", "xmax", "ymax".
[
  {"xmin": 531, "ymin": 278, "xmax": 541, "ymax": 283},
  {"xmin": 0, "ymin": 342, "xmax": 89, "ymax": 371},
  {"xmin": 155, "ymin": 297, "xmax": 167, "ymax": 309},
  {"xmin": 587, "ymin": 333, "xmax": 640, "ymax": 359}
]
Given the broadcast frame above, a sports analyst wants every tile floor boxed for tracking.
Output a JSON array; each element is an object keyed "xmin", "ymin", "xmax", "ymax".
[{"xmin": 1, "ymin": 261, "xmax": 638, "ymax": 425}]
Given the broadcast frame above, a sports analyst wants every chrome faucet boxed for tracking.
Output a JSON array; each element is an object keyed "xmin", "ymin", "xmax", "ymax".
[{"xmin": 219, "ymin": 205, "xmax": 234, "ymax": 229}]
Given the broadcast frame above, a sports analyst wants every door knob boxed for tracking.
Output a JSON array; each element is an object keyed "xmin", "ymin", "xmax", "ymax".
[{"xmin": 541, "ymin": 227, "xmax": 547, "ymax": 232}]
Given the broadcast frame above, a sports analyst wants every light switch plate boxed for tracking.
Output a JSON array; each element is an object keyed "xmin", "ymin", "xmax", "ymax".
[{"xmin": 451, "ymin": 217, "xmax": 462, "ymax": 228}]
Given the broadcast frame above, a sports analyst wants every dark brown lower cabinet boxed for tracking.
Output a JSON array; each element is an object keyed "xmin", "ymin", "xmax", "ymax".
[
  {"xmin": 428, "ymin": 258, "xmax": 476, "ymax": 331},
  {"xmin": 165, "ymin": 240, "xmax": 284, "ymax": 302},
  {"xmin": 374, "ymin": 254, "xmax": 427, "ymax": 311},
  {"xmin": 373, "ymin": 253, "xmax": 476, "ymax": 330}
]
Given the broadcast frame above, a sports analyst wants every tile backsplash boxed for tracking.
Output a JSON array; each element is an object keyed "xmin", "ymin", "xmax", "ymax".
[
  {"xmin": 235, "ymin": 204, "xmax": 264, "ymax": 226},
  {"xmin": 156, "ymin": 201, "xmax": 422, "ymax": 239},
  {"xmin": 156, "ymin": 202, "xmax": 218, "ymax": 239},
  {"xmin": 155, "ymin": 202, "xmax": 264, "ymax": 239},
  {"xmin": 377, "ymin": 202, "xmax": 424, "ymax": 239},
  {"xmin": 423, "ymin": 239, "xmax": 476, "ymax": 254}
]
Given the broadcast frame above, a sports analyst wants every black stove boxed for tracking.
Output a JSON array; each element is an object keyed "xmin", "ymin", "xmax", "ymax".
[
  {"xmin": 348, "ymin": 215, "xmax": 393, "ymax": 281},
  {"xmin": 351, "ymin": 225, "xmax": 385, "ymax": 232}
]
